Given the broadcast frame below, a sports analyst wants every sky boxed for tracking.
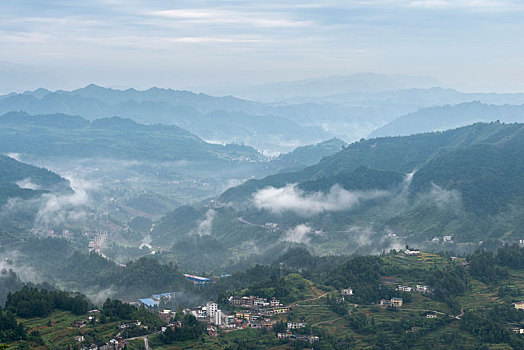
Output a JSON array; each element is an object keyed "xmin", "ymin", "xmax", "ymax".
[{"xmin": 1, "ymin": 0, "xmax": 524, "ymax": 93}]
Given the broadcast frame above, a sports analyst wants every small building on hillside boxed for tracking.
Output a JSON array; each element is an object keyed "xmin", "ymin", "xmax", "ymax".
[
  {"xmin": 416, "ymin": 285, "xmax": 429, "ymax": 293},
  {"xmin": 341, "ymin": 288, "xmax": 354, "ymax": 296},
  {"xmin": 139, "ymin": 298, "xmax": 159, "ymax": 308},
  {"xmin": 404, "ymin": 249, "xmax": 420, "ymax": 256},
  {"xmin": 184, "ymin": 274, "xmax": 210, "ymax": 285},
  {"xmin": 513, "ymin": 302, "xmax": 524, "ymax": 310},
  {"xmin": 398, "ymin": 285, "xmax": 413, "ymax": 292},
  {"xmin": 270, "ymin": 297, "xmax": 281, "ymax": 306},
  {"xmin": 380, "ymin": 299, "xmax": 392, "ymax": 307},
  {"xmin": 72, "ymin": 320, "xmax": 86, "ymax": 328},
  {"xmin": 159, "ymin": 309, "xmax": 174, "ymax": 322},
  {"xmin": 391, "ymin": 298, "xmax": 403, "ymax": 307},
  {"xmin": 235, "ymin": 311, "xmax": 252, "ymax": 321},
  {"xmin": 297, "ymin": 335, "xmax": 320, "ymax": 343}
]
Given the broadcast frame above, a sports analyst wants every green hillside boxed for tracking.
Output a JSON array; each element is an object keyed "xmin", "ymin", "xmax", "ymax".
[
  {"xmin": 3, "ymin": 246, "xmax": 524, "ymax": 350},
  {"xmin": 221, "ymin": 122, "xmax": 520, "ymax": 202},
  {"xmin": 146, "ymin": 122, "xmax": 524, "ymax": 268}
]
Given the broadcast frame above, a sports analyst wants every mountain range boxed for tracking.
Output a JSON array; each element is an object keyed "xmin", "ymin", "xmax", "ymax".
[
  {"xmin": 150, "ymin": 122, "xmax": 524, "ymax": 269},
  {"xmin": 5, "ymin": 79, "xmax": 524, "ymax": 154}
]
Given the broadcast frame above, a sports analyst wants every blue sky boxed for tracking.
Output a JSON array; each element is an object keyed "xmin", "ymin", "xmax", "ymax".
[{"xmin": 1, "ymin": 0, "xmax": 523, "ymax": 92}]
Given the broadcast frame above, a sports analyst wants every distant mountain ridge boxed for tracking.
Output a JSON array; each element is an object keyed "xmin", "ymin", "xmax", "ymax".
[
  {"xmin": 369, "ymin": 101, "xmax": 524, "ymax": 138},
  {"xmin": 5, "ymin": 82, "xmax": 524, "ymax": 154},
  {"xmin": 204, "ymin": 73, "xmax": 441, "ymax": 101},
  {"xmin": 0, "ymin": 86, "xmax": 331, "ymax": 153}
]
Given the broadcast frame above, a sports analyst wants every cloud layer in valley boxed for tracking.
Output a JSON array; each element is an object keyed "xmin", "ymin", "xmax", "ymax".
[
  {"xmin": 280, "ymin": 224, "xmax": 312, "ymax": 245},
  {"xmin": 253, "ymin": 184, "xmax": 390, "ymax": 216}
]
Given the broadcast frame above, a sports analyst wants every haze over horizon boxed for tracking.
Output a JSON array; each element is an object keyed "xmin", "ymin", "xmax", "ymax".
[{"xmin": 1, "ymin": 0, "xmax": 524, "ymax": 94}]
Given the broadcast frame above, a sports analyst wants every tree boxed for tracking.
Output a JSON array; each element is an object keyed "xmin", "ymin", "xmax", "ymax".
[{"xmin": 273, "ymin": 320, "xmax": 286, "ymax": 334}]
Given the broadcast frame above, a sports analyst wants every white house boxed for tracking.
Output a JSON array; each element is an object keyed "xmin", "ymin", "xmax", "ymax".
[
  {"xmin": 404, "ymin": 249, "xmax": 421, "ymax": 255},
  {"xmin": 398, "ymin": 285, "xmax": 413, "ymax": 292},
  {"xmin": 341, "ymin": 288, "xmax": 354, "ymax": 296},
  {"xmin": 416, "ymin": 285, "xmax": 429, "ymax": 293},
  {"xmin": 287, "ymin": 322, "xmax": 306, "ymax": 329}
]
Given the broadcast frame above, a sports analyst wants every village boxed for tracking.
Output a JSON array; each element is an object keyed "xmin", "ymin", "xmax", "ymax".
[{"xmin": 64, "ymin": 246, "xmax": 524, "ymax": 349}]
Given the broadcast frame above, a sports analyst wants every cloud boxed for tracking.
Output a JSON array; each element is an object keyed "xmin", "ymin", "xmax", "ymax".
[
  {"xmin": 6, "ymin": 153, "xmax": 22, "ymax": 161},
  {"xmin": 83, "ymin": 286, "xmax": 118, "ymax": 305},
  {"xmin": 0, "ymin": 251, "xmax": 44, "ymax": 284},
  {"xmin": 281, "ymin": 224, "xmax": 312, "ymax": 245},
  {"xmin": 193, "ymin": 209, "xmax": 216, "ymax": 236},
  {"xmin": 149, "ymin": 9, "xmax": 314, "ymax": 28},
  {"xmin": 34, "ymin": 175, "xmax": 98, "ymax": 229},
  {"xmin": 408, "ymin": 0, "xmax": 522, "ymax": 11},
  {"xmin": 253, "ymin": 183, "xmax": 390, "ymax": 216},
  {"xmin": 426, "ymin": 183, "xmax": 463, "ymax": 212},
  {"xmin": 16, "ymin": 178, "xmax": 41, "ymax": 190}
]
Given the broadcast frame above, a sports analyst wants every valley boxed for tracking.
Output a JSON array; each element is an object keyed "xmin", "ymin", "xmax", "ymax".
[{"xmin": 2, "ymin": 78, "xmax": 524, "ymax": 350}]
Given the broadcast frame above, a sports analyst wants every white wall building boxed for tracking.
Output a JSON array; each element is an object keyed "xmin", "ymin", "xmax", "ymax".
[{"xmin": 206, "ymin": 302, "xmax": 218, "ymax": 319}]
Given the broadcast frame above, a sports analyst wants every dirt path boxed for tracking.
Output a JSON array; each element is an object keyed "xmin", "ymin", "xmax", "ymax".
[
  {"xmin": 311, "ymin": 316, "xmax": 345, "ymax": 327},
  {"xmin": 290, "ymin": 292, "xmax": 328, "ymax": 307},
  {"xmin": 237, "ymin": 217, "xmax": 267, "ymax": 228}
]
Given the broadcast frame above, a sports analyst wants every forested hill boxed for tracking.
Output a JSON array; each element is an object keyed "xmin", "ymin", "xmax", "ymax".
[
  {"xmin": 145, "ymin": 122, "xmax": 524, "ymax": 262},
  {"xmin": 272, "ymin": 138, "xmax": 346, "ymax": 172},
  {"xmin": 0, "ymin": 112, "xmax": 264, "ymax": 162},
  {"xmin": 0, "ymin": 155, "xmax": 69, "ymax": 204},
  {"xmin": 220, "ymin": 122, "xmax": 523, "ymax": 202}
]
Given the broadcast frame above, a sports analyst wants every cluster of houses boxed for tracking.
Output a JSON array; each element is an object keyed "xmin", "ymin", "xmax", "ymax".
[
  {"xmin": 81, "ymin": 339, "xmax": 121, "ymax": 350},
  {"xmin": 511, "ymin": 304, "xmax": 524, "ymax": 335},
  {"xmin": 74, "ymin": 310, "xmax": 128, "ymax": 350},
  {"xmin": 188, "ymin": 302, "xmax": 232, "ymax": 328},
  {"xmin": 229, "ymin": 295, "xmax": 283, "ymax": 308},
  {"xmin": 431, "ymin": 235, "xmax": 454, "ymax": 244},
  {"xmin": 265, "ymin": 223, "xmax": 280, "ymax": 232},
  {"xmin": 397, "ymin": 284, "xmax": 429, "ymax": 293},
  {"xmin": 277, "ymin": 323, "xmax": 318, "ymax": 343},
  {"xmin": 72, "ymin": 310, "xmax": 101, "ymax": 329},
  {"xmin": 277, "ymin": 333, "xmax": 319, "ymax": 343},
  {"xmin": 181, "ymin": 295, "xmax": 317, "ymax": 340},
  {"xmin": 31, "ymin": 228, "xmax": 73, "ymax": 239},
  {"xmin": 204, "ymin": 199, "xmax": 225, "ymax": 209},
  {"xmin": 185, "ymin": 296, "xmax": 290, "ymax": 333}
]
